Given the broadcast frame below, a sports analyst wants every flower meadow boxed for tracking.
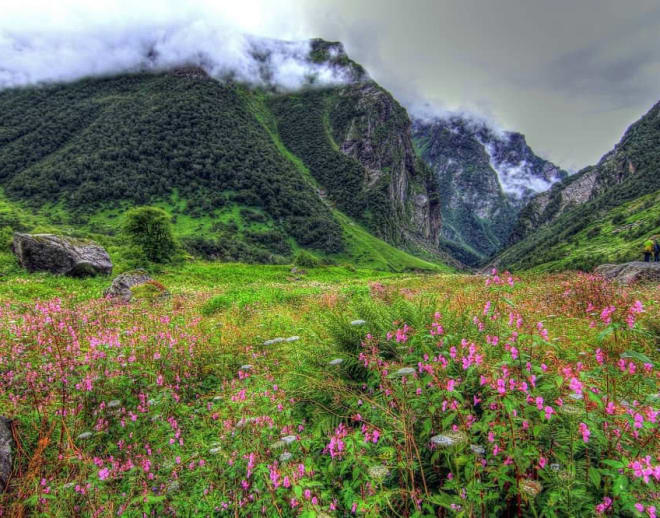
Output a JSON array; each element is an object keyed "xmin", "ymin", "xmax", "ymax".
[{"xmin": 0, "ymin": 269, "xmax": 658, "ymax": 517}]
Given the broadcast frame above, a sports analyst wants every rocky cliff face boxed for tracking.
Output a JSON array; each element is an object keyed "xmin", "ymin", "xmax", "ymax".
[
  {"xmin": 412, "ymin": 115, "xmax": 566, "ymax": 265},
  {"xmin": 268, "ymin": 40, "xmax": 443, "ymax": 255},
  {"xmin": 329, "ymin": 83, "xmax": 441, "ymax": 246},
  {"xmin": 510, "ymin": 100, "xmax": 660, "ymax": 244}
]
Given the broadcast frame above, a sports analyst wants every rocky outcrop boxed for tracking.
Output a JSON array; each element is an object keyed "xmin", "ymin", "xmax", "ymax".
[
  {"xmin": 12, "ymin": 233, "xmax": 112, "ymax": 276},
  {"xmin": 511, "ymin": 100, "xmax": 660, "ymax": 245},
  {"xmin": 104, "ymin": 270, "xmax": 153, "ymax": 302},
  {"xmin": 411, "ymin": 116, "xmax": 566, "ymax": 265},
  {"xmin": 594, "ymin": 262, "xmax": 660, "ymax": 285},
  {"xmin": 330, "ymin": 83, "xmax": 442, "ymax": 245},
  {"xmin": 0, "ymin": 416, "xmax": 12, "ymax": 493}
]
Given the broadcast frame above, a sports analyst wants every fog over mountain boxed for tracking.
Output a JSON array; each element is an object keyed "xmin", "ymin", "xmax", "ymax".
[
  {"xmin": 2, "ymin": 0, "xmax": 659, "ymax": 168},
  {"xmin": 0, "ymin": 21, "xmax": 357, "ymax": 91}
]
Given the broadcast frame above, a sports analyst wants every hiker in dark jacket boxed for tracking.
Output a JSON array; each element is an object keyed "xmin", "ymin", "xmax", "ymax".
[
  {"xmin": 643, "ymin": 238, "xmax": 653, "ymax": 262},
  {"xmin": 654, "ymin": 238, "xmax": 660, "ymax": 262}
]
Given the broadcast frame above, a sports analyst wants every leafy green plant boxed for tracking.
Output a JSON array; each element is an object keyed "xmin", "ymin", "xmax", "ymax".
[{"xmin": 122, "ymin": 206, "xmax": 178, "ymax": 263}]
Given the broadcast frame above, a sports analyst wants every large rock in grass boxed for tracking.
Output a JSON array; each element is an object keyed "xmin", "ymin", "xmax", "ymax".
[
  {"xmin": 12, "ymin": 233, "xmax": 112, "ymax": 276},
  {"xmin": 104, "ymin": 269, "xmax": 153, "ymax": 302},
  {"xmin": 594, "ymin": 261, "xmax": 660, "ymax": 285},
  {"xmin": 0, "ymin": 416, "xmax": 12, "ymax": 493}
]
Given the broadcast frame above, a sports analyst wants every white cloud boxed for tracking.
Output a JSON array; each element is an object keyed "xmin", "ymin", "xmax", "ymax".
[{"xmin": 0, "ymin": 0, "xmax": 349, "ymax": 90}]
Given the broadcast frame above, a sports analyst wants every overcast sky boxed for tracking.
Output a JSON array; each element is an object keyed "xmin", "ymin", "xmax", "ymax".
[{"xmin": 2, "ymin": 0, "xmax": 659, "ymax": 169}]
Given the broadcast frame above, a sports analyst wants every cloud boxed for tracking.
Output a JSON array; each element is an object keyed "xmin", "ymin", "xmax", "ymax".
[{"xmin": 0, "ymin": 3, "xmax": 353, "ymax": 90}]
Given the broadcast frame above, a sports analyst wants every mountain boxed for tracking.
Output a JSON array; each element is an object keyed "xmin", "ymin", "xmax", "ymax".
[
  {"xmin": 0, "ymin": 39, "xmax": 449, "ymax": 271},
  {"xmin": 412, "ymin": 115, "xmax": 567, "ymax": 265},
  {"xmin": 497, "ymin": 100, "xmax": 660, "ymax": 271}
]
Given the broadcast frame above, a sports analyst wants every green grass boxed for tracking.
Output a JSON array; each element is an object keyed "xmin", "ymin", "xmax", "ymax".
[{"xmin": 332, "ymin": 211, "xmax": 451, "ymax": 273}]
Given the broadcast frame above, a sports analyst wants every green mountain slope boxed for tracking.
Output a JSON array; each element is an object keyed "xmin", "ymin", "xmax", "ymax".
[
  {"xmin": 497, "ymin": 100, "xmax": 660, "ymax": 271},
  {"xmin": 0, "ymin": 46, "xmax": 450, "ymax": 272}
]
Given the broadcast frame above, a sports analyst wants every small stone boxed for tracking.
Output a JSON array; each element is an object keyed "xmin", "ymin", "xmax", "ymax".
[
  {"xmin": 270, "ymin": 440, "xmax": 286, "ymax": 450},
  {"xmin": 430, "ymin": 431, "xmax": 468, "ymax": 448},
  {"xmin": 107, "ymin": 400, "xmax": 121, "ymax": 408},
  {"xmin": 263, "ymin": 338, "xmax": 284, "ymax": 346},
  {"xmin": 469, "ymin": 444, "xmax": 485, "ymax": 455},
  {"xmin": 328, "ymin": 358, "xmax": 343, "ymax": 366},
  {"xmin": 281, "ymin": 435, "xmax": 297, "ymax": 445},
  {"xmin": 392, "ymin": 367, "xmax": 416, "ymax": 378},
  {"xmin": 350, "ymin": 319, "xmax": 366, "ymax": 326},
  {"xmin": 209, "ymin": 447, "xmax": 221, "ymax": 454},
  {"xmin": 568, "ymin": 392, "xmax": 584, "ymax": 400},
  {"xmin": 285, "ymin": 336, "xmax": 300, "ymax": 342},
  {"xmin": 213, "ymin": 396, "xmax": 222, "ymax": 401},
  {"xmin": 240, "ymin": 365, "xmax": 253, "ymax": 371},
  {"xmin": 550, "ymin": 463, "xmax": 561, "ymax": 472},
  {"xmin": 147, "ymin": 399, "xmax": 157, "ymax": 406},
  {"xmin": 62, "ymin": 482, "xmax": 75, "ymax": 489},
  {"xmin": 279, "ymin": 452, "xmax": 293, "ymax": 462},
  {"xmin": 76, "ymin": 432, "xmax": 93, "ymax": 440}
]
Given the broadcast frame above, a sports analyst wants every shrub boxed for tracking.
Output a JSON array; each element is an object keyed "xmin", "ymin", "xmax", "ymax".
[
  {"xmin": 122, "ymin": 206, "xmax": 177, "ymax": 263},
  {"xmin": 294, "ymin": 250, "xmax": 320, "ymax": 268}
]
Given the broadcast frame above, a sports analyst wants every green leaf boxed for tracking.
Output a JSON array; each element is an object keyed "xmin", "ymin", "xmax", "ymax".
[{"xmin": 588, "ymin": 467, "xmax": 601, "ymax": 488}]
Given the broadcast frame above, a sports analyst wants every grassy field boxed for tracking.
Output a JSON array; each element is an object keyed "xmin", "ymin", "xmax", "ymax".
[{"xmin": 0, "ymin": 263, "xmax": 658, "ymax": 517}]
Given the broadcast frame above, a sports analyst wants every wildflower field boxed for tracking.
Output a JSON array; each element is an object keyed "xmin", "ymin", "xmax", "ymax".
[{"xmin": 0, "ymin": 265, "xmax": 658, "ymax": 517}]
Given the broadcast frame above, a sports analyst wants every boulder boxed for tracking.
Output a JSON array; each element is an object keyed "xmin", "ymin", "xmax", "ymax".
[
  {"xmin": 0, "ymin": 417, "xmax": 12, "ymax": 493},
  {"xmin": 594, "ymin": 261, "xmax": 660, "ymax": 285},
  {"xmin": 104, "ymin": 270, "xmax": 152, "ymax": 302},
  {"xmin": 12, "ymin": 233, "xmax": 112, "ymax": 276}
]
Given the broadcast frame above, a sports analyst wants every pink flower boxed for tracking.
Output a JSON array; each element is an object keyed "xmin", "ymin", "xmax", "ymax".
[
  {"xmin": 98, "ymin": 468, "xmax": 110, "ymax": 480},
  {"xmin": 538, "ymin": 457, "xmax": 547, "ymax": 469},
  {"xmin": 578, "ymin": 422, "xmax": 590, "ymax": 443}
]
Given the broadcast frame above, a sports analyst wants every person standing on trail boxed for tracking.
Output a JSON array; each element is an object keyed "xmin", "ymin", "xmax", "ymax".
[
  {"xmin": 643, "ymin": 237, "xmax": 654, "ymax": 262},
  {"xmin": 654, "ymin": 237, "xmax": 660, "ymax": 262}
]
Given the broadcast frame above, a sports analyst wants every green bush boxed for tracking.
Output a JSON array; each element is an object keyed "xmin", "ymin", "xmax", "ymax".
[
  {"xmin": 122, "ymin": 206, "xmax": 177, "ymax": 263},
  {"xmin": 293, "ymin": 250, "xmax": 320, "ymax": 268}
]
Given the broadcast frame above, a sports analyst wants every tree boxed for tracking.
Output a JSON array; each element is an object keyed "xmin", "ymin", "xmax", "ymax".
[{"xmin": 122, "ymin": 206, "xmax": 177, "ymax": 263}]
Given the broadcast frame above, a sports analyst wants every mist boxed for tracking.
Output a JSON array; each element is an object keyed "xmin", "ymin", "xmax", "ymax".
[{"xmin": 0, "ymin": 18, "xmax": 354, "ymax": 91}]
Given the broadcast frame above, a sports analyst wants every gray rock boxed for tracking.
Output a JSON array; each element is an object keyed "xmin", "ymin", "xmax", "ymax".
[
  {"xmin": 279, "ymin": 452, "xmax": 293, "ymax": 462},
  {"xmin": 328, "ymin": 358, "xmax": 344, "ymax": 366},
  {"xmin": 209, "ymin": 447, "xmax": 221, "ymax": 454},
  {"xmin": 392, "ymin": 367, "xmax": 416, "ymax": 378},
  {"xmin": 350, "ymin": 319, "xmax": 366, "ymax": 326},
  {"xmin": 104, "ymin": 269, "xmax": 153, "ymax": 302},
  {"xmin": 285, "ymin": 336, "xmax": 300, "ymax": 342},
  {"xmin": 240, "ymin": 365, "xmax": 253, "ymax": 371},
  {"xmin": 263, "ymin": 338, "xmax": 284, "ymax": 346},
  {"xmin": 281, "ymin": 435, "xmax": 297, "ymax": 445},
  {"xmin": 76, "ymin": 432, "xmax": 93, "ymax": 440},
  {"xmin": 594, "ymin": 262, "xmax": 660, "ymax": 285},
  {"xmin": 107, "ymin": 400, "xmax": 121, "ymax": 409},
  {"xmin": 12, "ymin": 233, "xmax": 112, "ymax": 277},
  {"xmin": 0, "ymin": 417, "xmax": 12, "ymax": 493}
]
